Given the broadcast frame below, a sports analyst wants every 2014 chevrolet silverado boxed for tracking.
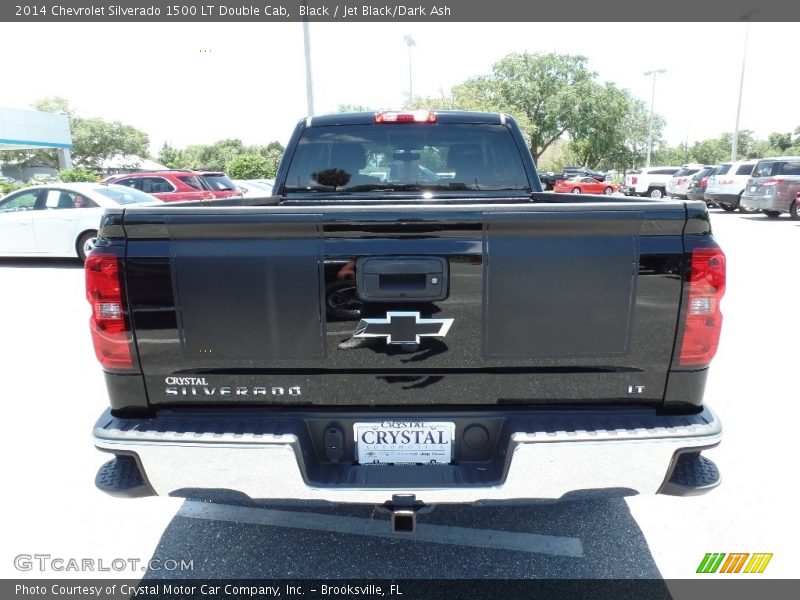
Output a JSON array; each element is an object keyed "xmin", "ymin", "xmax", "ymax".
[{"xmin": 90, "ymin": 111, "xmax": 724, "ymax": 532}]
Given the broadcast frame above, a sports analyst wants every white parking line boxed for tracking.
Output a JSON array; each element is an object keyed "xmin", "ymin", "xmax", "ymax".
[{"xmin": 178, "ymin": 501, "xmax": 584, "ymax": 557}]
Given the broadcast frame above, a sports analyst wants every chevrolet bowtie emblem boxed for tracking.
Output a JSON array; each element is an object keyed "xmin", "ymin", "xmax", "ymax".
[{"xmin": 353, "ymin": 312, "xmax": 454, "ymax": 344}]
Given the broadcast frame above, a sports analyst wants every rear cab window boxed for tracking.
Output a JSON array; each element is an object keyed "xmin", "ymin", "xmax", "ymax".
[{"xmin": 281, "ymin": 123, "xmax": 532, "ymax": 198}]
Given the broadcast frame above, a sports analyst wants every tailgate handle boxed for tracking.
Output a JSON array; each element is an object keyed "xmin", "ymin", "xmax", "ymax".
[{"xmin": 356, "ymin": 256, "xmax": 448, "ymax": 302}]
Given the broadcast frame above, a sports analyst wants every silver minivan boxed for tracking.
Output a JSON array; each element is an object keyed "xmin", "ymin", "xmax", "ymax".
[{"xmin": 740, "ymin": 156, "xmax": 800, "ymax": 219}]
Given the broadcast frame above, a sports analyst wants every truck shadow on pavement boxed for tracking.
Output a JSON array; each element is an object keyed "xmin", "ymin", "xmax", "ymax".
[{"xmin": 143, "ymin": 496, "xmax": 664, "ymax": 579}]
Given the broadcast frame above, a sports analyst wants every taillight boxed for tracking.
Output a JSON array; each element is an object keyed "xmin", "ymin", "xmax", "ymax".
[
  {"xmin": 762, "ymin": 178, "xmax": 784, "ymax": 186},
  {"xmin": 375, "ymin": 110, "xmax": 436, "ymax": 123},
  {"xmin": 85, "ymin": 251, "xmax": 134, "ymax": 372},
  {"xmin": 700, "ymin": 177, "xmax": 709, "ymax": 188},
  {"xmin": 678, "ymin": 247, "xmax": 726, "ymax": 367},
  {"xmin": 631, "ymin": 176, "xmax": 638, "ymax": 185}
]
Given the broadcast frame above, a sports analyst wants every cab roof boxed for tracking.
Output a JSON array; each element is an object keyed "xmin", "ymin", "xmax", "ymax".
[{"xmin": 304, "ymin": 110, "xmax": 509, "ymax": 127}]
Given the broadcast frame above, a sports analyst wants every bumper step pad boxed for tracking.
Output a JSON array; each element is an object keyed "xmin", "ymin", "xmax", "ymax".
[
  {"xmin": 95, "ymin": 455, "xmax": 155, "ymax": 498},
  {"xmin": 660, "ymin": 452, "xmax": 720, "ymax": 496}
]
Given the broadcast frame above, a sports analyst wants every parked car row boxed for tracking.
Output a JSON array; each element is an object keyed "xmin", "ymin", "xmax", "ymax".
[
  {"xmin": 0, "ymin": 167, "xmax": 251, "ymax": 260},
  {"xmin": 619, "ymin": 156, "xmax": 800, "ymax": 219}
]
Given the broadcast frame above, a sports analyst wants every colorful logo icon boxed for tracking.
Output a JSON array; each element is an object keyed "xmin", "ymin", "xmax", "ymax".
[{"xmin": 697, "ymin": 553, "xmax": 773, "ymax": 574}]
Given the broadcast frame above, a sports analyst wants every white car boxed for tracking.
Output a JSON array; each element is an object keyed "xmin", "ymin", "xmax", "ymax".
[
  {"xmin": 0, "ymin": 182, "xmax": 162, "ymax": 260},
  {"xmin": 666, "ymin": 164, "xmax": 707, "ymax": 199},
  {"xmin": 704, "ymin": 160, "xmax": 758, "ymax": 212},
  {"xmin": 233, "ymin": 179, "xmax": 275, "ymax": 198}
]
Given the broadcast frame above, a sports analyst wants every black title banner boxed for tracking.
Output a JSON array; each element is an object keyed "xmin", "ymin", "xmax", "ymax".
[
  {"xmin": 6, "ymin": 579, "xmax": 800, "ymax": 600},
  {"xmin": 2, "ymin": 0, "xmax": 797, "ymax": 22}
]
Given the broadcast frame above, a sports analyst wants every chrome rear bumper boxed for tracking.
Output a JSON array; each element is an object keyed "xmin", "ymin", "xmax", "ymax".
[{"xmin": 93, "ymin": 407, "xmax": 722, "ymax": 503}]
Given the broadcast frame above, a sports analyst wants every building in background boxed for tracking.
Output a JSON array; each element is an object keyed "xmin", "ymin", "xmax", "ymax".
[{"xmin": 0, "ymin": 107, "xmax": 73, "ymax": 180}]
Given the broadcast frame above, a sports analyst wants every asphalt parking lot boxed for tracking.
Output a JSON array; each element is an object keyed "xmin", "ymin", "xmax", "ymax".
[{"xmin": 1, "ymin": 208, "xmax": 797, "ymax": 581}]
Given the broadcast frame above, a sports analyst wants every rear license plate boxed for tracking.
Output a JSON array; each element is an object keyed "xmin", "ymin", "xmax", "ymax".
[{"xmin": 354, "ymin": 421, "xmax": 455, "ymax": 465}]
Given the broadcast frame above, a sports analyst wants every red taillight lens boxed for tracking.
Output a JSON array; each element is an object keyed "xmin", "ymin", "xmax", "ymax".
[
  {"xmin": 375, "ymin": 110, "xmax": 436, "ymax": 123},
  {"xmin": 762, "ymin": 178, "xmax": 784, "ymax": 186},
  {"xmin": 85, "ymin": 251, "xmax": 134, "ymax": 371},
  {"xmin": 700, "ymin": 177, "xmax": 709, "ymax": 188},
  {"xmin": 631, "ymin": 176, "xmax": 638, "ymax": 185},
  {"xmin": 678, "ymin": 247, "xmax": 726, "ymax": 367}
]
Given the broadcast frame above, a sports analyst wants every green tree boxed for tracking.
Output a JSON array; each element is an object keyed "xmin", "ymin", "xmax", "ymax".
[
  {"xmin": 652, "ymin": 145, "xmax": 686, "ymax": 166},
  {"xmin": 485, "ymin": 53, "xmax": 597, "ymax": 161},
  {"xmin": 32, "ymin": 96, "xmax": 76, "ymax": 117},
  {"xmin": 536, "ymin": 138, "xmax": 581, "ymax": 172},
  {"xmin": 410, "ymin": 52, "xmax": 664, "ymax": 169},
  {"xmin": 70, "ymin": 118, "xmax": 149, "ymax": 169},
  {"xmin": 158, "ymin": 142, "xmax": 184, "ymax": 169},
  {"xmin": 600, "ymin": 98, "xmax": 664, "ymax": 170},
  {"xmin": 568, "ymin": 83, "xmax": 633, "ymax": 168},
  {"xmin": 183, "ymin": 138, "xmax": 244, "ymax": 171},
  {"xmin": 411, "ymin": 53, "xmax": 597, "ymax": 161},
  {"xmin": 689, "ymin": 137, "xmax": 730, "ymax": 165},
  {"xmin": 244, "ymin": 146, "xmax": 283, "ymax": 178},
  {"xmin": 407, "ymin": 93, "xmax": 465, "ymax": 111},
  {"xmin": 227, "ymin": 153, "xmax": 270, "ymax": 179},
  {"xmin": 767, "ymin": 132, "xmax": 792, "ymax": 153},
  {"xmin": 688, "ymin": 130, "xmax": 760, "ymax": 163},
  {"xmin": 59, "ymin": 167, "xmax": 99, "ymax": 182}
]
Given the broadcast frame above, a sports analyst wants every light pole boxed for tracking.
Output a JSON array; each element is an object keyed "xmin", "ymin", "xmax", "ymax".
[
  {"xmin": 403, "ymin": 35, "xmax": 415, "ymax": 107},
  {"xmin": 303, "ymin": 20, "xmax": 314, "ymax": 116},
  {"xmin": 731, "ymin": 23, "xmax": 750, "ymax": 160},
  {"xmin": 644, "ymin": 68, "xmax": 666, "ymax": 168}
]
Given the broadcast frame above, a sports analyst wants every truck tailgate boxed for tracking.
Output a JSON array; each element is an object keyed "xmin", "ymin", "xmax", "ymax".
[{"xmin": 120, "ymin": 201, "xmax": 686, "ymax": 407}]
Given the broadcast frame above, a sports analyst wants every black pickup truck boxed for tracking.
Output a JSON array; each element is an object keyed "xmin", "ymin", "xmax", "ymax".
[{"xmin": 90, "ymin": 111, "xmax": 724, "ymax": 532}]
